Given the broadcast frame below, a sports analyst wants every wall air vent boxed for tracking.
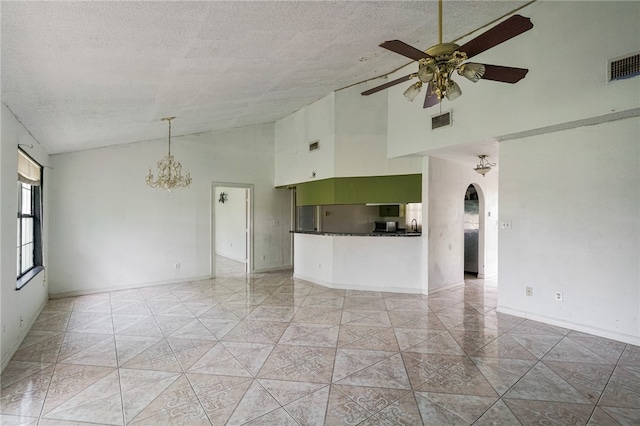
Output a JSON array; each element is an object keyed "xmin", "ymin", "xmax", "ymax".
[
  {"xmin": 608, "ymin": 52, "xmax": 640, "ymax": 81},
  {"xmin": 309, "ymin": 140, "xmax": 320, "ymax": 151},
  {"xmin": 432, "ymin": 110, "xmax": 452, "ymax": 130}
]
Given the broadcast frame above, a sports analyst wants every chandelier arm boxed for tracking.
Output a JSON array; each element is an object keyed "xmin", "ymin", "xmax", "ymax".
[{"xmin": 147, "ymin": 116, "xmax": 191, "ymax": 191}]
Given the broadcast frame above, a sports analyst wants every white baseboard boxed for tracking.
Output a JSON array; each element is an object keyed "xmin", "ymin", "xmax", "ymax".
[
  {"xmin": 293, "ymin": 273, "xmax": 332, "ymax": 289},
  {"xmin": 292, "ymin": 273, "xmax": 422, "ymax": 294},
  {"xmin": 498, "ymin": 305, "xmax": 640, "ymax": 346},
  {"xmin": 48, "ymin": 275, "xmax": 213, "ymax": 299},
  {"xmin": 427, "ymin": 280, "xmax": 465, "ymax": 295},
  {"xmin": 252, "ymin": 265, "xmax": 293, "ymax": 274},
  {"xmin": 216, "ymin": 253, "xmax": 245, "ymax": 263},
  {"xmin": 477, "ymin": 273, "xmax": 497, "ymax": 279},
  {"xmin": 1, "ymin": 297, "xmax": 48, "ymax": 373}
]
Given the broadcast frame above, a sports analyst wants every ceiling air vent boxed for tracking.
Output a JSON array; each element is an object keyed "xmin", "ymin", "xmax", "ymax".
[
  {"xmin": 608, "ymin": 52, "xmax": 640, "ymax": 81},
  {"xmin": 432, "ymin": 111, "xmax": 452, "ymax": 130},
  {"xmin": 309, "ymin": 140, "xmax": 319, "ymax": 152}
]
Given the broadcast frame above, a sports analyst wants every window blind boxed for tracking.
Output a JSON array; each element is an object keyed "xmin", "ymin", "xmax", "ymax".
[{"xmin": 18, "ymin": 149, "xmax": 41, "ymax": 186}]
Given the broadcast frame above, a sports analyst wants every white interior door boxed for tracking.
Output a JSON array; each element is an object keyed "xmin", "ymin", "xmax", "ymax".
[{"xmin": 212, "ymin": 183, "xmax": 252, "ymax": 276}]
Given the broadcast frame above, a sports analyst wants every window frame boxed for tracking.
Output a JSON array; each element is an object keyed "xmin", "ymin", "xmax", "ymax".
[{"xmin": 17, "ymin": 150, "xmax": 43, "ymax": 290}]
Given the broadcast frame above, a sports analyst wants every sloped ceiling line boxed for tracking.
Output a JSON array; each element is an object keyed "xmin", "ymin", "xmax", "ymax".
[{"xmin": 1, "ymin": 1, "xmax": 530, "ymax": 154}]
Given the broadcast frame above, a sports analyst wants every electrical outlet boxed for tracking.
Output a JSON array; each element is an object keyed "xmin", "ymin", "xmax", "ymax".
[
  {"xmin": 501, "ymin": 220, "xmax": 512, "ymax": 230},
  {"xmin": 174, "ymin": 262, "xmax": 180, "ymax": 270},
  {"xmin": 526, "ymin": 287, "xmax": 533, "ymax": 297},
  {"xmin": 555, "ymin": 291, "xmax": 563, "ymax": 301}
]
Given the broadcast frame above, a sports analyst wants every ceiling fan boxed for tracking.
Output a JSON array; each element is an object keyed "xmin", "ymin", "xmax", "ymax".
[{"xmin": 361, "ymin": 0, "xmax": 533, "ymax": 108}]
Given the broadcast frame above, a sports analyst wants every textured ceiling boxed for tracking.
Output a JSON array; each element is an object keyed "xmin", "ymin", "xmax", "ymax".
[{"xmin": 2, "ymin": 1, "xmax": 529, "ymax": 154}]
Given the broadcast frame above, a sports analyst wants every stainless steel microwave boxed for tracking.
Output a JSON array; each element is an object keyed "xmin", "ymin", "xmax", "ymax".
[{"xmin": 374, "ymin": 221, "xmax": 397, "ymax": 233}]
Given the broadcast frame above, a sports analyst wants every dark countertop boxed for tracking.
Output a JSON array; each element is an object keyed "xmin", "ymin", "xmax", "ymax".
[{"xmin": 290, "ymin": 230, "xmax": 421, "ymax": 237}]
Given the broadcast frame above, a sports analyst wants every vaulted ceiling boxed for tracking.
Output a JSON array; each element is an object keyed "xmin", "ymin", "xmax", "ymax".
[{"xmin": 1, "ymin": 1, "xmax": 530, "ymax": 154}]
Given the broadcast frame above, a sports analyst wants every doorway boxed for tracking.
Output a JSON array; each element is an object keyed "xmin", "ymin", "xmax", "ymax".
[
  {"xmin": 464, "ymin": 184, "xmax": 480, "ymax": 277},
  {"xmin": 212, "ymin": 183, "xmax": 253, "ymax": 278}
]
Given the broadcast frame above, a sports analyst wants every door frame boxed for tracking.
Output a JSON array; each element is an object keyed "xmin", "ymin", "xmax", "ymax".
[
  {"xmin": 211, "ymin": 182, "xmax": 254, "ymax": 277},
  {"xmin": 463, "ymin": 183, "xmax": 487, "ymax": 278}
]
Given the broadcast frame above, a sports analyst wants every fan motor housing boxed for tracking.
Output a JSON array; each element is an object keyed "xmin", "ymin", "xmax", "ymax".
[{"xmin": 425, "ymin": 43, "xmax": 460, "ymax": 59}]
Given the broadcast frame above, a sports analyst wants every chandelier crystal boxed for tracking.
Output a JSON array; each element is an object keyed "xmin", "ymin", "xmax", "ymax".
[{"xmin": 146, "ymin": 117, "xmax": 192, "ymax": 191}]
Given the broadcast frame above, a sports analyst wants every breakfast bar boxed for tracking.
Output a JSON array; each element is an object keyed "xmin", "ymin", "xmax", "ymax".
[{"xmin": 292, "ymin": 231, "xmax": 423, "ymax": 293}]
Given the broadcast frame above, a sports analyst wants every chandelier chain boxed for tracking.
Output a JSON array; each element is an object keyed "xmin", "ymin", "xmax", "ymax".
[{"xmin": 146, "ymin": 117, "xmax": 192, "ymax": 191}]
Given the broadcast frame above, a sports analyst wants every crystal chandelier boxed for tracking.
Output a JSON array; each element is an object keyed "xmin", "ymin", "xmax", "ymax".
[{"xmin": 146, "ymin": 117, "xmax": 192, "ymax": 191}]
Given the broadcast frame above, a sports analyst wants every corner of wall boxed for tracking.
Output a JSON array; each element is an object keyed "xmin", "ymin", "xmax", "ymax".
[{"xmin": 1, "ymin": 105, "xmax": 51, "ymax": 371}]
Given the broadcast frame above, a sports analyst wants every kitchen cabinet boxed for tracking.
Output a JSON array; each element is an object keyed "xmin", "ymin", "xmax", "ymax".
[
  {"xmin": 294, "ymin": 174, "xmax": 421, "ymax": 206},
  {"xmin": 379, "ymin": 204, "xmax": 404, "ymax": 217}
]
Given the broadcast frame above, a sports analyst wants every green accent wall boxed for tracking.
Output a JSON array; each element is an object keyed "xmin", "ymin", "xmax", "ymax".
[{"xmin": 296, "ymin": 174, "xmax": 421, "ymax": 206}]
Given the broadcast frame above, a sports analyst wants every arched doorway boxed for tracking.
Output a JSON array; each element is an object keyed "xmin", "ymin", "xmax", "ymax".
[{"xmin": 464, "ymin": 184, "xmax": 480, "ymax": 277}]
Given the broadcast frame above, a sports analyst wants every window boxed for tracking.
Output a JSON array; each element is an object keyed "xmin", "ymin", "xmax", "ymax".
[{"xmin": 17, "ymin": 149, "xmax": 43, "ymax": 289}]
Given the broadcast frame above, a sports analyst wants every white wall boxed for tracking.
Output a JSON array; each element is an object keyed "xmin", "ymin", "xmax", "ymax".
[
  {"xmin": 475, "ymin": 169, "xmax": 499, "ymax": 280},
  {"xmin": 214, "ymin": 186, "xmax": 247, "ymax": 262},
  {"xmin": 1, "ymin": 105, "xmax": 50, "ymax": 370},
  {"xmin": 293, "ymin": 233, "xmax": 334, "ymax": 286},
  {"xmin": 294, "ymin": 233, "xmax": 422, "ymax": 293},
  {"xmin": 382, "ymin": 1, "xmax": 640, "ymax": 342},
  {"xmin": 48, "ymin": 123, "xmax": 292, "ymax": 297},
  {"xmin": 424, "ymin": 156, "xmax": 499, "ymax": 293},
  {"xmin": 274, "ymin": 82, "xmax": 422, "ymax": 187},
  {"xmin": 386, "ymin": 1, "xmax": 640, "ymax": 158},
  {"xmin": 275, "ymin": 93, "xmax": 335, "ymax": 186},
  {"xmin": 498, "ymin": 117, "xmax": 640, "ymax": 344},
  {"xmin": 333, "ymin": 83, "xmax": 422, "ymax": 178},
  {"xmin": 427, "ymin": 157, "xmax": 465, "ymax": 292}
]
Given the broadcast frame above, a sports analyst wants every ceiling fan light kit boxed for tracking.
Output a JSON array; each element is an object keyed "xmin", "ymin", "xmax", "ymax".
[
  {"xmin": 445, "ymin": 80, "xmax": 462, "ymax": 101},
  {"xmin": 362, "ymin": 0, "xmax": 533, "ymax": 109},
  {"xmin": 458, "ymin": 63, "xmax": 486, "ymax": 83},
  {"xmin": 403, "ymin": 81, "xmax": 423, "ymax": 102}
]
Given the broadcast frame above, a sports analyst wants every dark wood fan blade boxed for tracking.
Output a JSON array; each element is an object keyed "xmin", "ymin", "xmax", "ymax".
[
  {"xmin": 457, "ymin": 15, "xmax": 533, "ymax": 59},
  {"xmin": 481, "ymin": 64, "xmax": 529, "ymax": 83},
  {"xmin": 423, "ymin": 82, "xmax": 439, "ymax": 108},
  {"xmin": 361, "ymin": 74, "xmax": 415, "ymax": 96},
  {"xmin": 380, "ymin": 40, "xmax": 431, "ymax": 61}
]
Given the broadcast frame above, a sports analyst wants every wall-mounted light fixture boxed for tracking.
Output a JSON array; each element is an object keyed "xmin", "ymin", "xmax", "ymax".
[
  {"xmin": 474, "ymin": 155, "xmax": 496, "ymax": 176},
  {"xmin": 218, "ymin": 192, "xmax": 227, "ymax": 203}
]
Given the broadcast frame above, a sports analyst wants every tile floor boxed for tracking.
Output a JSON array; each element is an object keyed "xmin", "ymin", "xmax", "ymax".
[{"xmin": 1, "ymin": 258, "xmax": 639, "ymax": 425}]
